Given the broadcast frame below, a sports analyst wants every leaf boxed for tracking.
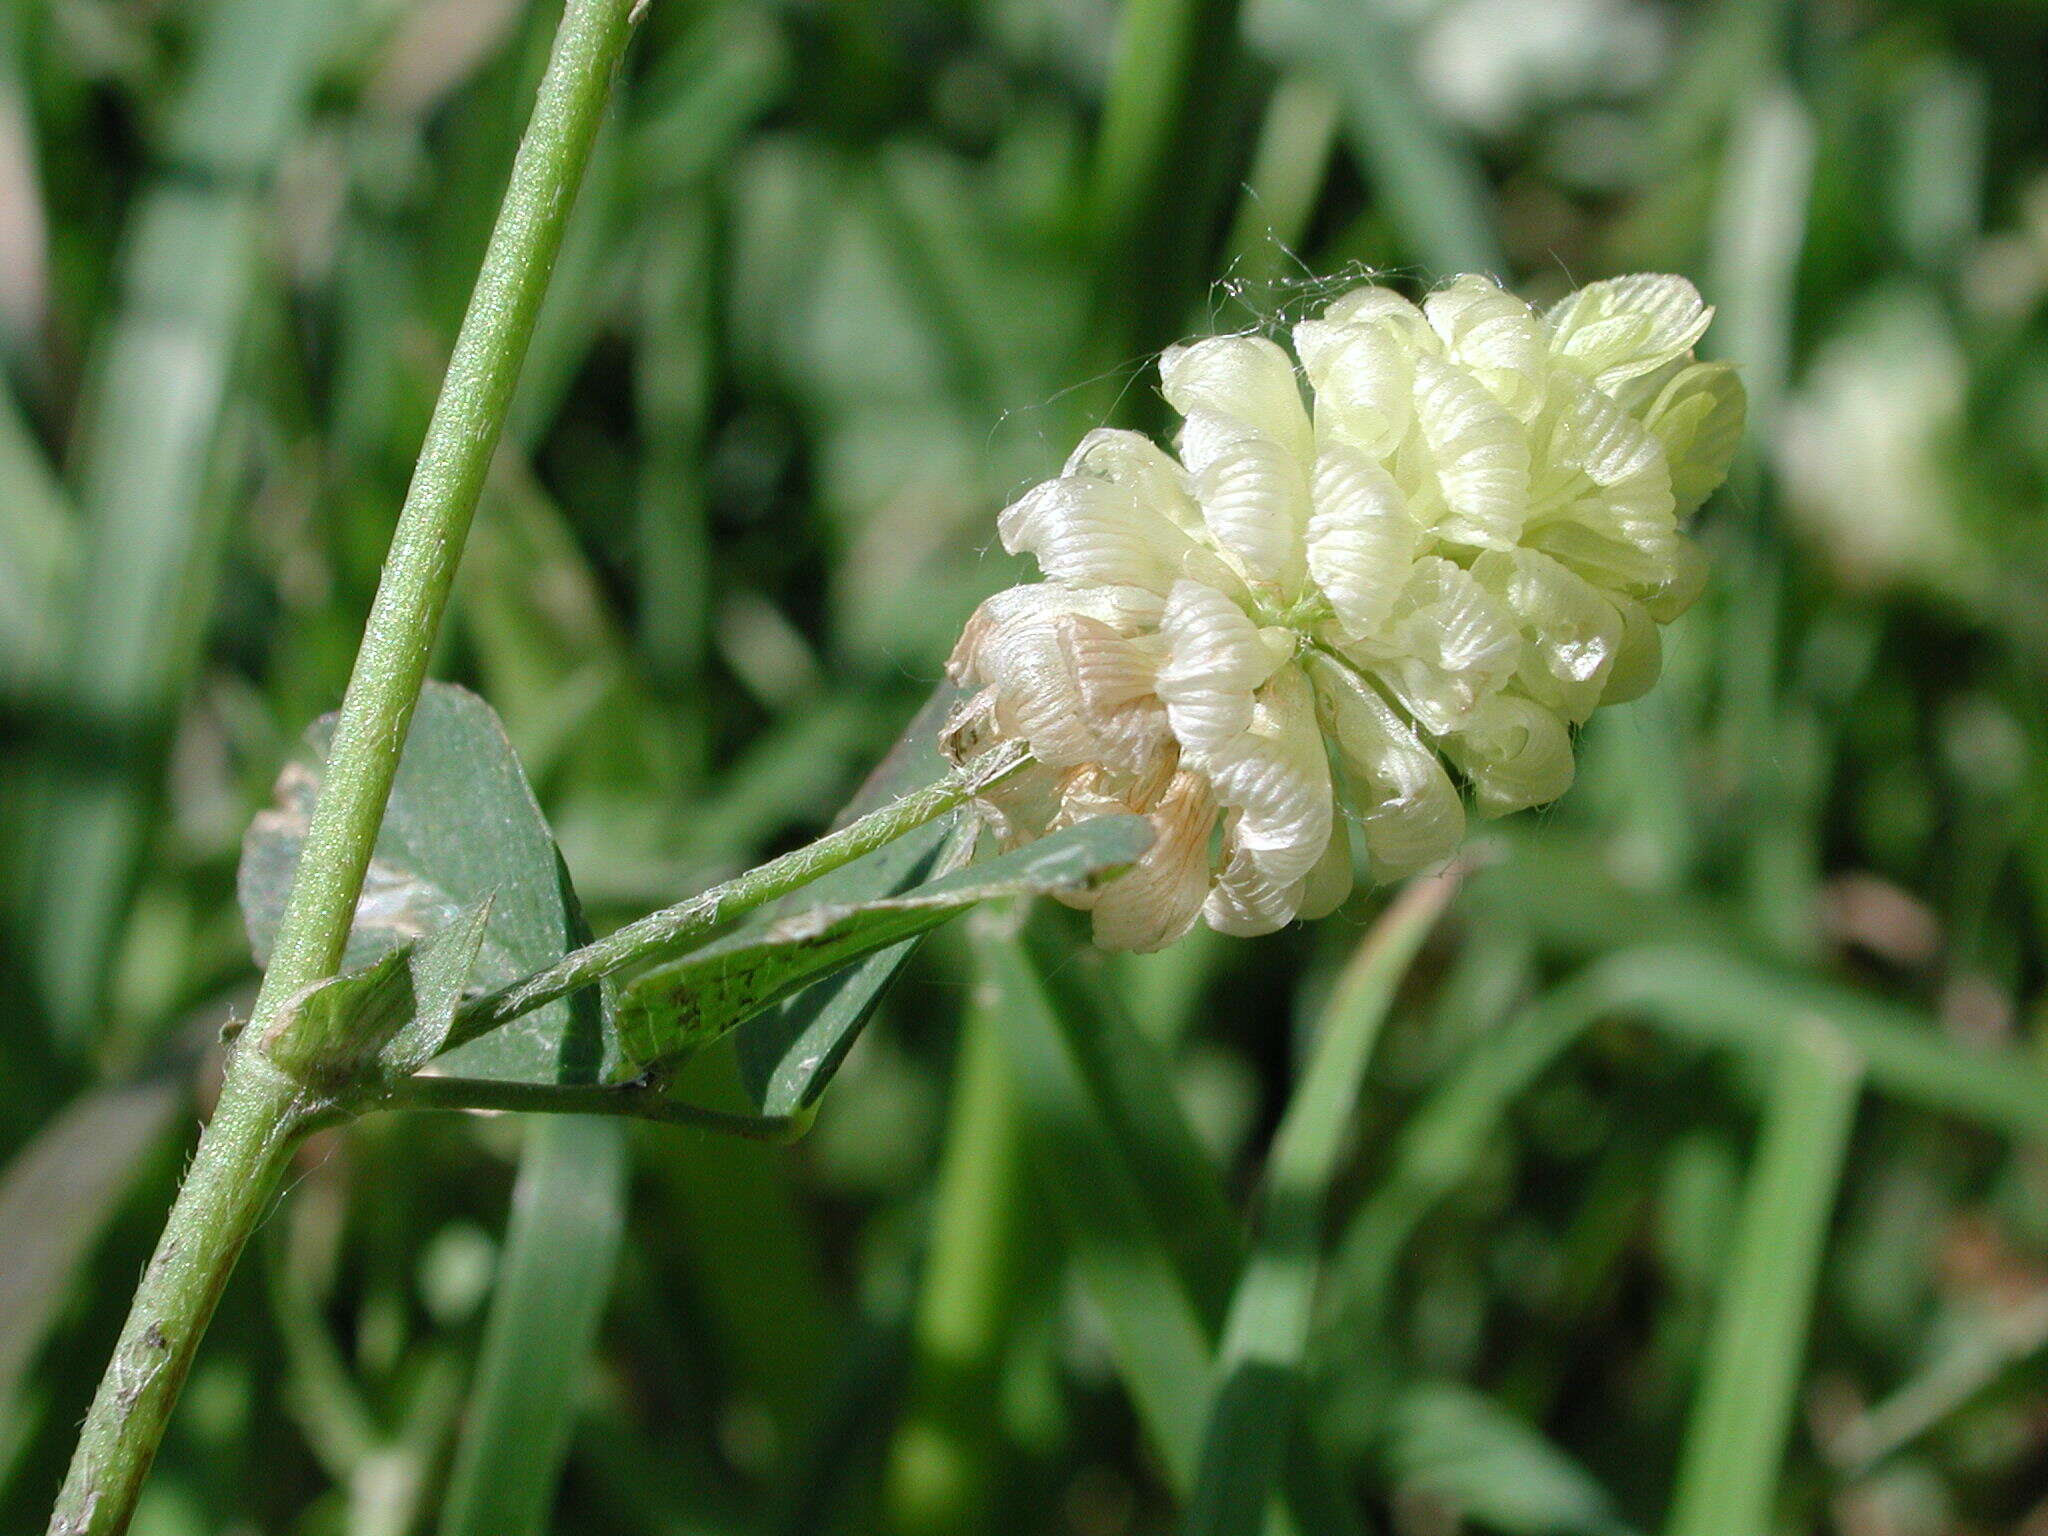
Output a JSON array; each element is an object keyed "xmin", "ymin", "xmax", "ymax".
[
  {"xmin": 984, "ymin": 921, "xmax": 1364, "ymax": 1534},
  {"xmin": 261, "ymin": 899, "xmax": 493, "ymax": 1087},
  {"xmin": 1665, "ymin": 1019, "xmax": 1862, "ymax": 1536},
  {"xmin": 240, "ymin": 681, "xmax": 612, "ymax": 1085},
  {"xmin": 730, "ymin": 684, "xmax": 972, "ymax": 1118},
  {"xmin": 737, "ymin": 812, "xmax": 978, "ymax": 1120},
  {"xmin": 1185, "ymin": 870, "xmax": 1460, "ymax": 1536},
  {"xmin": 435, "ymin": 1116, "xmax": 629, "ymax": 1536},
  {"xmin": 1381, "ymin": 1381, "xmax": 1635, "ymax": 1536},
  {"xmin": 615, "ymin": 814, "xmax": 1152, "ymax": 1078}
]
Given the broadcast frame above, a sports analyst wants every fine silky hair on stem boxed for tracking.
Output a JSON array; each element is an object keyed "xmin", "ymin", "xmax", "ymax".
[{"xmin": 48, "ymin": 2, "xmax": 643, "ymax": 1529}]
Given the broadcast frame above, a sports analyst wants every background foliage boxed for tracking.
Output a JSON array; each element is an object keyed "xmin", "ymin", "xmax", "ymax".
[{"xmin": 3, "ymin": 0, "xmax": 2048, "ymax": 1531}]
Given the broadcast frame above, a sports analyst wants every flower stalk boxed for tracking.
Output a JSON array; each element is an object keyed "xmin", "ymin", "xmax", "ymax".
[
  {"xmin": 49, "ymin": 2, "xmax": 642, "ymax": 1528},
  {"xmin": 441, "ymin": 739, "xmax": 1030, "ymax": 1057}
]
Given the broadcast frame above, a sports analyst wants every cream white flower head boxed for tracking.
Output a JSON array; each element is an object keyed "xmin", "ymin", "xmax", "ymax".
[{"xmin": 943, "ymin": 273, "xmax": 1745, "ymax": 951}]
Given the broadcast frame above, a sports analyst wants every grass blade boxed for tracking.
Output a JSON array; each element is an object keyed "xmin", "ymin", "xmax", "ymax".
[
  {"xmin": 1215, "ymin": 74, "xmax": 1343, "ymax": 320},
  {"xmin": 1256, "ymin": 0, "xmax": 1503, "ymax": 277},
  {"xmin": 987, "ymin": 920, "xmax": 1222, "ymax": 1484},
  {"xmin": 1088, "ymin": 0, "xmax": 1249, "ymax": 364},
  {"xmin": 0, "ymin": 1078, "xmax": 180, "ymax": 1482},
  {"xmin": 1663, "ymin": 1018, "xmax": 1862, "ymax": 1536},
  {"xmin": 0, "ymin": 381, "xmax": 72, "ymax": 697},
  {"xmin": 435, "ymin": 1114, "xmax": 629, "ymax": 1536},
  {"xmin": 1185, "ymin": 869, "xmax": 1460, "ymax": 1536},
  {"xmin": 882, "ymin": 961, "xmax": 1035, "ymax": 1536},
  {"xmin": 1381, "ymin": 1381, "xmax": 1634, "ymax": 1536},
  {"xmin": 1317, "ymin": 940, "xmax": 2045, "ymax": 1443},
  {"xmin": 1588, "ymin": 945, "xmax": 2048, "ymax": 1143},
  {"xmin": 987, "ymin": 918, "xmax": 1363, "ymax": 1532},
  {"xmin": 30, "ymin": 0, "xmax": 331, "ymax": 1043}
]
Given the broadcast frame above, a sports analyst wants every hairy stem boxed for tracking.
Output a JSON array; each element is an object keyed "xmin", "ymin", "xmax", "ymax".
[{"xmin": 48, "ymin": 4, "xmax": 641, "ymax": 1530}]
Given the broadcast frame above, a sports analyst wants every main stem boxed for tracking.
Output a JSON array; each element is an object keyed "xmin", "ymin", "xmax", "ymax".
[{"xmin": 48, "ymin": 4, "xmax": 639, "ymax": 1530}]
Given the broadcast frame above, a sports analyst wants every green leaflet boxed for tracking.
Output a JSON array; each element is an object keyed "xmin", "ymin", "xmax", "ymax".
[
  {"xmin": 731, "ymin": 685, "xmax": 969, "ymax": 1119},
  {"xmin": 615, "ymin": 814, "xmax": 1153, "ymax": 1078},
  {"xmin": 239, "ymin": 681, "xmax": 614, "ymax": 1086}
]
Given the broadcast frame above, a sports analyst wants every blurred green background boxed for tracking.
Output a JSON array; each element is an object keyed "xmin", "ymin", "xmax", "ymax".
[{"xmin": 4, "ymin": 0, "xmax": 2048, "ymax": 1531}]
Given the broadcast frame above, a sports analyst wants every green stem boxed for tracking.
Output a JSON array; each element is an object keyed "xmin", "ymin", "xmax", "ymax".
[
  {"xmin": 49, "ymin": 1059, "xmax": 308, "ymax": 1536},
  {"xmin": 48, "ymin": 4, "xmax": 641, "ymax": 1530},
  {"xmin": 373, "ymin": 1075, "xmax": 805, "ymax": 1142},
  {"xmin": 438, "ymin": 740, "xmax": 1028, "ymax": 1058}
]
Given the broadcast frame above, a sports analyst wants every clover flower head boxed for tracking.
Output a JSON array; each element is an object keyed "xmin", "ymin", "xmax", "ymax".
[{"xmin": 942, "ymin": 272, "xmax": 1745, "ymax": 951}]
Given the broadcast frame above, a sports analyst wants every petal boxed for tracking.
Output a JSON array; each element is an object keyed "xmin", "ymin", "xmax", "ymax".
[
  {"xmin": 1154, "ymin": 579, "xmax": 1285, "ymax": 757},
  {"xmin": 1318, "ymin": 284, "xmax": 1432, "ymax": 337},
  {"xmin": 1441, "ymin": 693, "xmax": 1575, "ymax": 816},
  {"xmin": 1598, "ymin": 594, "xmax": 1663, "ymax": 705},
  {"xmin": 1296, "ymin": 314, "xmax": 1416, "ymax": 458},
  {"xmin": 1305, "ymin": 447, "xmax": 1420, "ymax": 641},
  {"xmin": 1296, "ymin": 813, "xmax": 1354, "ymax": 920},
  {"xmin": 1424, "ymin": 274, "xmax": 1550, "ymax": 422},
  {"xmin": 1541, "ymin": 372, "xmax": 1673, "ymax": 506},
  {"xmin": 1639, "ymin": 361, "xmax": 1746, "ymax": 519},
  {"xmin": 1063, "ymin": 769, "xmax": 1218, "ymax": 952},
  {"xmin": 1524, "ymin": 377, "xmax": 1693, "ymax": 614},
  {"xmin": 1159, "ymin": 334, "xmax": 1314, "ymax": 463},
  {"xmin": 1064, "ymin": 426, "xmax": 1203, "ymax": 532},
  {"xmin": 939, "ymin": 685, "xmax": 1004, "ymax": 764},
  {"xmin": 1642, "ymin": 533, "xmax": 1708, "ymax": 623},
  {"xmin": 1410, "ymin": 354, "xmax": 1531, "ymax": 549},
  {"xmin": 948, "ymin": 582, "xmax": 1163, "ymax": 685},
  {"xmin": 1203, "ymin": 815, "xmax": 1304, "ymax": 937},
  {"xmin": 1201, "ymin": 663, "xmax": 1333, "ymax": 888},
  {"xmin": 1302, "ymin": 650, "xmax": 1466, "ymax": 879},
  {"xmin": 1531, "ymin": 519, "xmax": 1705, "ymax": 621},
  {"xmin": 975, "ymin": 758, "xmax": 1066, "ymax": 849},
  {"xmin": 1361, "ymin": 556, "xmax": 1522, "ymax": 735},
  {"xmin": 978, "ymin": 582, "xmax": 1167, "ymax": 633},
  {"xmin": 1545, "ymin": 273, "xmax": 1713, "ymax": 390},
  {"xmin": 1177, "ymin": 408, "xmax": 1313, "ymax": 587},
  {"xmin": 997, "ymin": 474, "xmax": 1193, "ymax": 592},
  {"xmin": 977, "ymin": 613, "xmax": 1170, "ymax": 775},
  {"xmin": 1469, "ymin": 548, "xmax": 1624, "ymax": 724}
]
